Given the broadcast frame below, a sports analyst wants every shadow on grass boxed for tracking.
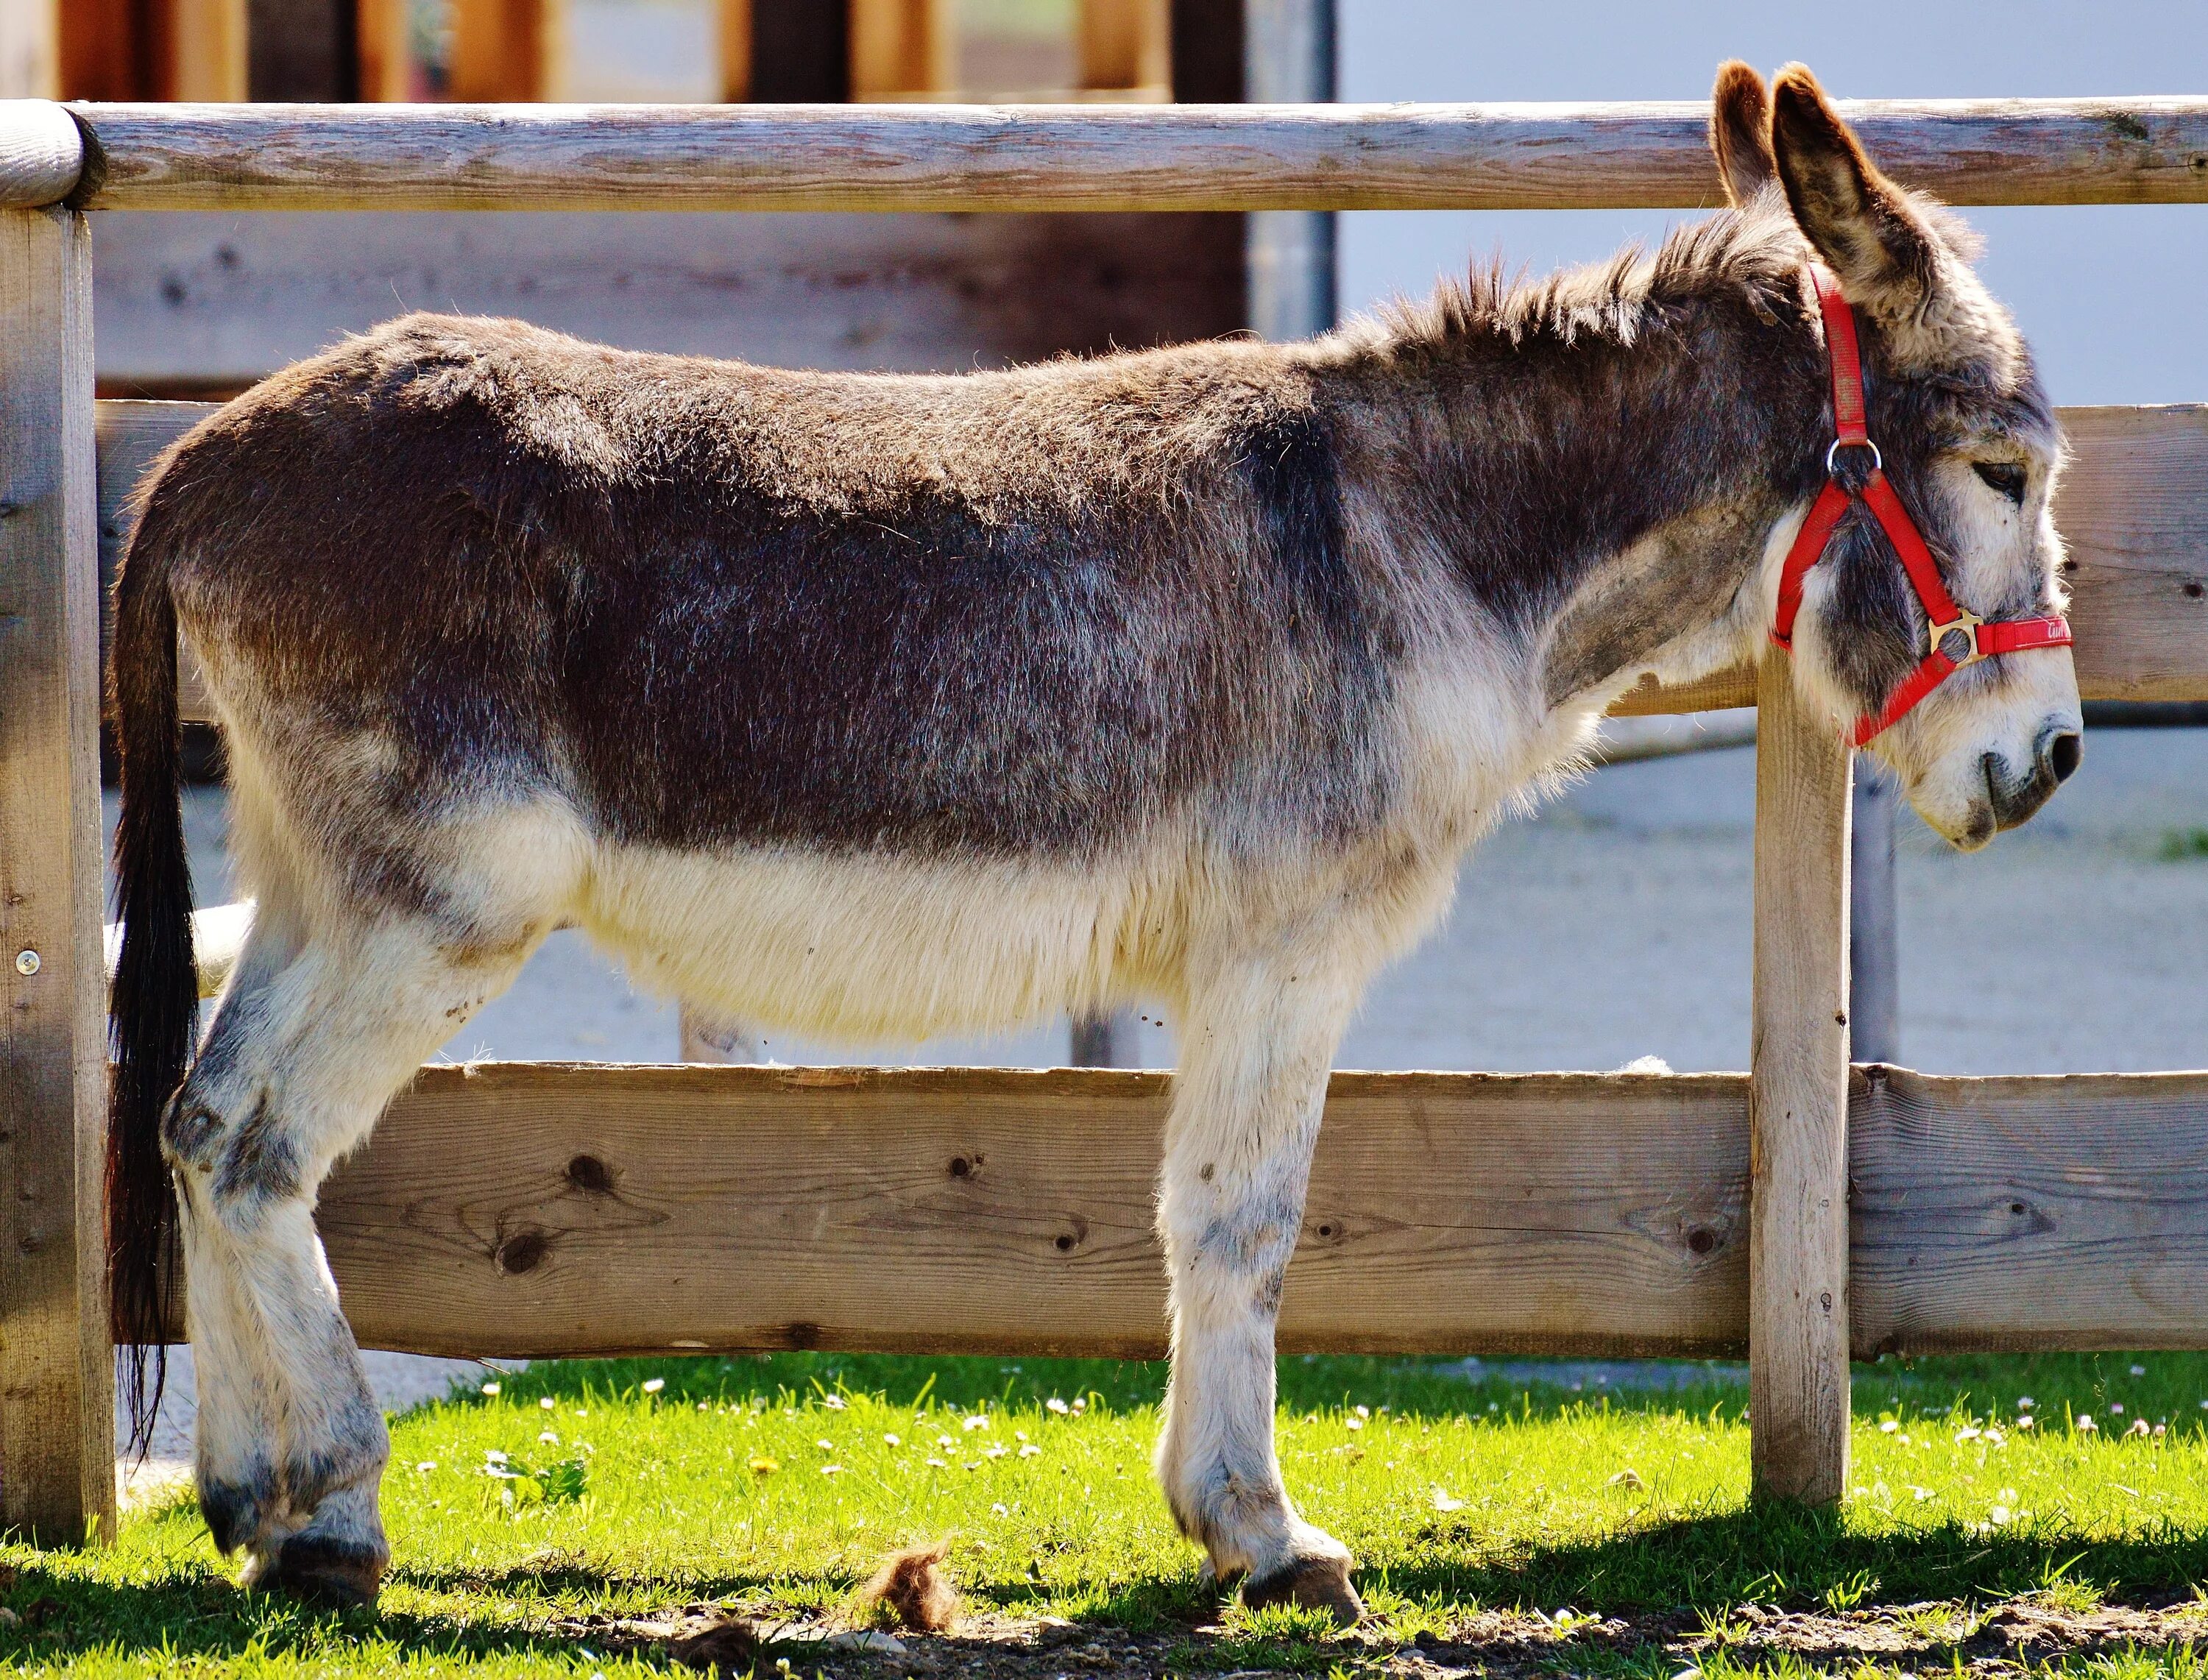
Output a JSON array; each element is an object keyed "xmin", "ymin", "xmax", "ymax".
[
  {"xmin": 0, "ymin": 1553, "xmax": 681, "ymax": 1671},
  {"xmin": 1376, "ymin": 1503, "xmax": 2208, "ymax": 1615},
  {"xmin": 11, "ymin": 1509, "xmax": 2208, "ymax": 1670}
]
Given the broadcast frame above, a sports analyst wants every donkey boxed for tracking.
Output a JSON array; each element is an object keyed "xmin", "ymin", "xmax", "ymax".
[{"xmin": 108, "ymin": 63, "xmax": 2081, "ymax": 1613}]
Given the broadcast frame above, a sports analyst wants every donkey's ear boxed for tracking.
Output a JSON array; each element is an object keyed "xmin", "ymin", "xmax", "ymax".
[
  {"xmin": 1770, "ymin": 63, "xmax": 1940, "ymax": 318},
  {"xmin": 1709, "ymin": 60, "xmax": 1776, "ymax": 206}
]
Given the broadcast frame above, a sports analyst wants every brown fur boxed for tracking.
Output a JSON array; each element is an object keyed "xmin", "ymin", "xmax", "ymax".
[
  {"xmin": 1772, "ymin": 63, "xmax": 1941, "ymax": 324},
  {"xmin": 1710, "ymin": 60, "xmax": 1778, "ymax": 205},
  {"xmin": 853, "ymin": 1542, "xmax": 960, "ymax": 1633}
]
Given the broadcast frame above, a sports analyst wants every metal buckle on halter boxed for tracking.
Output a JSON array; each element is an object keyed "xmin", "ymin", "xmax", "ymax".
[
  {"xmin": 1925, "ymin": 610, "xmax": 1984, "ymax": 668},
  {"xmin": 1825, "ymin": 437, "xmax": 1882, "ymax": 478}
]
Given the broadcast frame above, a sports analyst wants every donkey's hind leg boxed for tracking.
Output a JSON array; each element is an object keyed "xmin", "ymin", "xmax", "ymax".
[
  {"xmin": 167, "ymin": 892, "xmax": 308, "ymax": 1564},
  {"xmin": 164, "ymin": 901, "xmax": 539, "ymax": 1604},
  {"xmin": 1153, "ymin": 948, "xmax": 1362, "ymax": 1622}
]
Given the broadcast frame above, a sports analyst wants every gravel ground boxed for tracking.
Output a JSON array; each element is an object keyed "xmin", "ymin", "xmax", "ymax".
[{"xmin": 111, "ymin": 724, "xmax": 2208, "ymax": 1475}]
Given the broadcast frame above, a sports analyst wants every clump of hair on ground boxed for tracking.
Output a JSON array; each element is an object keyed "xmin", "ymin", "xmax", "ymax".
[{"xmin": 852, "ymin": 1540, "xmax": 960, "ymax": 1634}]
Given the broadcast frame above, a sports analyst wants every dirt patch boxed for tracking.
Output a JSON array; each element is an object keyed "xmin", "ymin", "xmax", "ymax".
[{"xmin": 551, "ymin": 1594, "xmax": 2208, "ymax": 1677}]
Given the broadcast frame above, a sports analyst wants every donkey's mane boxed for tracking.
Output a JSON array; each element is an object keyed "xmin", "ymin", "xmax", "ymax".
[{"xmin": 1356, "ymin": 197, "xmax": 1809, "ymax": 358}]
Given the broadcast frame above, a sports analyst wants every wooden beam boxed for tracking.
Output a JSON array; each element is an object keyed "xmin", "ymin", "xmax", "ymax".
[
  {"xmin": 60, "ymin": 0, "xmax": 149, "ymax": 102},
  {"xmin": 2048, "ymin": 405, "xmax": 2208, "ymax": 702},
  {"xmin": 88, "ymin": 208, "xmax": 1248, "ymax": 393},
  {"xmin": 0, "ymin": 102, "xmax": 83, "ymax": 208},
  {"xmin": 448, "ymin": 0, "xmax": 548, "ymax": 103},
  {"xmin": 1080, "ymin": 0, "xmax": 1169, "ymax": 95},
  {"xmin": 65, "ymin": 97, "xmax": 2208, "ymax": 213},
  {"xmin": 261, "ymin": 1066, "xmax": 1753, "ymax": 1359},
  {"xmin": 1747, "ymin": 651, "xmax": 1853, "ymax": 1506},
  {"xmin": 1854, "ymin": 1068, "xmax": 2208, "ymax": 1354},
  {"xmin": 849, "ymin": 0, "xmax": 949, "ymax": 99},
  {"xmin": 1607, "ymin": 668, "xmax": 1758, "ymax": 716},
  {"xmin": 85, "ymin": 399, "xmax": 2208, "ymax": 725},
  {"xmin": 718, "ymin": 0, "xmax": 750, "ymax": 102},
  {"xmin": 172, "ymin": 0, "xmax": 250, "ymax": 100},
  {"xmin": 123, "ymin": 1060, "xmax": 2208, "ymax": 1361},
  {"xmin": 0, "ymin": 203, "xmax": 113, "ymax": 1545},
  {"xmin": 356, "ymin": 0, "xmax": 410, "ymax": 101}
]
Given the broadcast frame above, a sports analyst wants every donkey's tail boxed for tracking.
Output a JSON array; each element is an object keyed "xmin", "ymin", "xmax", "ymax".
[{"xmin": 107, "ymin": 488, "xmax": 199, "ymax": 1458}]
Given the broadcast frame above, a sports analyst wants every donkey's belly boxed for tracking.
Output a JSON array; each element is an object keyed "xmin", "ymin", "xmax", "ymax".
[{"xmin": 578, "ymin": 840, "xmax": 1169, "ymax": 1045}]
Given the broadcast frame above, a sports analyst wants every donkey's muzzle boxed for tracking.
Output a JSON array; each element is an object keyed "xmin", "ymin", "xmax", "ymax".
[
  {"xmin": 1985, "ymin": 726, "xmax": 2082, "ymax": 832},
  {"xmin": 2048, "ymin": 730, "xmax": 2082, "ymax": 785}
]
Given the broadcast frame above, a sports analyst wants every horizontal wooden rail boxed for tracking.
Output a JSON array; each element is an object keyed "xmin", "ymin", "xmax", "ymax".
[
  {"xmin": 312, "ymin": 1066, "xmax": 1755, "ymax": 1360},
  {"xmin": 96, "ymin": 400, "xmax": 2208, "ymax": 721},
  {"xmin": 1853, "ymin": 1068, "xmax": 2208, "ymax": 1354},
  {"xmin": 47, "ymin": 98, "xmax": 2208, "ymax": 214},
  {"xmin": 144, "ymin": 1063, "xmax": 2208, "ymax": 1359}
]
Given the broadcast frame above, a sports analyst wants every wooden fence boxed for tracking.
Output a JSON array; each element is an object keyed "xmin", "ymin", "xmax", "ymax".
[{"xmin": 2, "ymin": 96, "xmax": 2207, "ymax": 1544}]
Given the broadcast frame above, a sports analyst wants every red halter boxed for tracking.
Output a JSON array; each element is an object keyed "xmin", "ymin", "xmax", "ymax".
[{"xmin": 1768, "ymin": 267, "xmax": 2072, "ymax": 747}]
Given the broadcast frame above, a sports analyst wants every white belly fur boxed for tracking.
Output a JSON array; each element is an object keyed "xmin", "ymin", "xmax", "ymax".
[{"xmin": 578, "ymin": 840, "xmax": 1183, "ymax": 1046}]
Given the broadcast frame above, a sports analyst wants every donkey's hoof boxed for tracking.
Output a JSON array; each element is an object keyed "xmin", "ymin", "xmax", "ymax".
[
  {"xmin": 267, "ymin": 1534, "xmax": 385, "ymax": 1609},
  {"xmin": 1241, "ymin": 1553, "xmax": 1365, "ymax": 1625},
  {"xmin": 199, "ymin": 1471, "xmax": 278, "ymax": 1558}
]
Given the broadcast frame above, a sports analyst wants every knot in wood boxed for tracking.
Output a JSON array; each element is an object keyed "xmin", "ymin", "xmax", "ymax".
[
  {"xmin": 495, "ymin": 1227, "xmax": 550, "ymax": 1275},
  {"xmin": 565, "ymin": 1153, "xmax": 615, "ymax": 1194}
]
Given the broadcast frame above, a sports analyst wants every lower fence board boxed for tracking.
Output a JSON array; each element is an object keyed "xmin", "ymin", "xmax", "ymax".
[
  {"xmin": 219, "ymin": 1061, "xmax": 2208, "ymax": 1364},
  {"xmin": 1853, "ymin": 1066, "xmax": 2208, "ymax": 1354},
  {"xmin": 297, "ymin": 1064, "xmax": 1753, "ymax": 1361}
]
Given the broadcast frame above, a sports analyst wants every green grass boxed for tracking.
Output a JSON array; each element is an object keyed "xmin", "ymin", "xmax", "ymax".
[
  {"xmin": 2159, "ymin": 827, "xmax": 2208, "ymax": 861},
  {"xmin": 13, "ymin": 1351, "xmax": 2208, "ymax": 1675}
]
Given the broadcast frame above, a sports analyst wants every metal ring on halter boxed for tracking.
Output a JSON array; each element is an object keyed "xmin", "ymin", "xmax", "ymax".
[{"xmin": 1825, "ymin": 437, "xmax": 1883, "ymax": 478}]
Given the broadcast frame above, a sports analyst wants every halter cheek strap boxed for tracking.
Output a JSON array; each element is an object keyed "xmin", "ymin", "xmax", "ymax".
[{"xmin": 1767, "ymin": 267, "xmax": 2073, "ymax": 748}]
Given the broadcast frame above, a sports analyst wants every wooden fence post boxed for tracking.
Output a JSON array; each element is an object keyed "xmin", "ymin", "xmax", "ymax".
[
  {"xmin": 1749, "ymin": 649, "xmax": 1853, "ymax": 1505},
  {"xmin": 0, "ymin": 194, "xmax": 113, "ymax": 1544}
]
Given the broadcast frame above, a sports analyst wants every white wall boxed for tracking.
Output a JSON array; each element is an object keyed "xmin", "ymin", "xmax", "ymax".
[{"xmin": 1337, "ymin": 0, "xmax": 2208, "ymax": 405}]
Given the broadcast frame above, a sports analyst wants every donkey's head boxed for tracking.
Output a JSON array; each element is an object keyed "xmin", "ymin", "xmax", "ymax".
[{"xmin": 1717, "ymin": 63, "xmax": 2082, "ymax": 848}]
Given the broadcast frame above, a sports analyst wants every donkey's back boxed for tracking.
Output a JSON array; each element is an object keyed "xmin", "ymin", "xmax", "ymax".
[{"xmin": 138, "ymin": 312, "xmax": 1401, "ymax": 876}]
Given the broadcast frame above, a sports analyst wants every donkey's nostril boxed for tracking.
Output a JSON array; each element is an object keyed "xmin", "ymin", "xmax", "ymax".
[{"xmin": 2048, "ymin": 731, "xmax": 2082, "ymax": 784}]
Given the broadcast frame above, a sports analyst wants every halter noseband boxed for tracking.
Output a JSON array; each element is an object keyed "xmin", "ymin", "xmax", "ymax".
[{"xmin": 1768, "ymin": 267, "xmax": 2072, "ymax": 747}]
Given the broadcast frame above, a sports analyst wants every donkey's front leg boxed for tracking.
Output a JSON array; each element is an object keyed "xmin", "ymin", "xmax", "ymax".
[{"xmin": 1154, "ymin": 956, "xmax": 1361, "ymax": 1622}]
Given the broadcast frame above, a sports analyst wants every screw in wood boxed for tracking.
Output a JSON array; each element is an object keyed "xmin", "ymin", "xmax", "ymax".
[{"xmin": 13, "ymin": 949, "xmax": 38, "ymax": 977}]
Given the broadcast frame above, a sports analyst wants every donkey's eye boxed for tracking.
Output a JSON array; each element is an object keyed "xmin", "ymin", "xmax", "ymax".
[{"xmin": 1972, "ymin": 460, "xmax": 2027, "ymax": 504}]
